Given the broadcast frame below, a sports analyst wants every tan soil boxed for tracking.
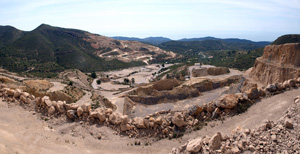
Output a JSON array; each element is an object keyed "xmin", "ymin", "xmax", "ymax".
[
  {"xmin": 47, "ymin": 82, "xmax": 67, "ymax": 92},
  {"xmin": 23, "ymin": 80, "xmax": 53, "ymax": 91},
  {"xmin": 1, "ymin": 87, "xmax": 298, "ymax": 154}
]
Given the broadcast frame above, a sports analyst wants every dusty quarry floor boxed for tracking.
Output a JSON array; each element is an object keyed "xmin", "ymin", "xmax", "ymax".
[{"xmin": 1, "ymin": 88, "xmax": 299, "ymax": 154}]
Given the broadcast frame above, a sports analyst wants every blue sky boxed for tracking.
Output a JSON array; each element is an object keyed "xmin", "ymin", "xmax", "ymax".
[{"xmin": 0, "ymin": 0, "xmax": 299, "ymax": 41}]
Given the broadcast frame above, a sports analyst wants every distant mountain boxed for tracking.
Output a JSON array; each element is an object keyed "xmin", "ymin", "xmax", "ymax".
[
  {"xmin": 112, "ymin": 36, "xmax": 271, "ymax": 47},
  {"xmin": 272, "ymin": 34, "xmax": 300, "ymax": 45},
  {"xmin": 158, "ymin": 38, "xmax": 270, "ymax": 56},
  {"xmin": 0, "ymin": 24, "xmax": 175, "ymax": 77},
  {"xmin": 0, "ymin": 26, "xmax": 26, "ymax": 48},
  {"xmin": 179, "ymin": 36, "xmax": 219, "ymax": 42},
  {"xmin": 179, "ymin": 37, "xmax": 270, "ymax": 47},
  {"xmin": 111, "ymin": 36, "xmax": 172, "ymax": 45}
]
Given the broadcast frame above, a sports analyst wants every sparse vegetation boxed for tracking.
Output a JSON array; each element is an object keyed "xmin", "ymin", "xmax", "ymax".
[
  {"xmin": 123, "ymin": 78, "xmax": 130, "ymax": 84},
  {"xmin": 91, "ymin": 71, "xmax": 97, "ymax": 79},
  {"xmin": 68, "ymin": 81, "xmax": 73, "ymax": 86}
]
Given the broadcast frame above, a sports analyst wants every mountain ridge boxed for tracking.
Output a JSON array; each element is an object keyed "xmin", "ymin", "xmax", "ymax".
[
  {"xmin": 112, "ymin": 36, "xmax": 271, "ymax": 46},
  {"xmin": 0, "ymin": 24, "xmax": 175, "ymax": 77}
]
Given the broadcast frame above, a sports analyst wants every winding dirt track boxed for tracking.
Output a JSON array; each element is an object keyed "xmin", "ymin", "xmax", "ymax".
[{"xmin": 1, "ymin": 88, "xmax": 299, "ymax": 154}]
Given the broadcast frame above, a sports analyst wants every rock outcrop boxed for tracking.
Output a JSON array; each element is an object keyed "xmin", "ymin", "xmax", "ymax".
[
  {"xmin": 250, "ymin": 43, "xmax": 300, "ymax": 84},
  {"xmin": 192, "ymin": 67, "xmax": 230, "ymax": 77}
]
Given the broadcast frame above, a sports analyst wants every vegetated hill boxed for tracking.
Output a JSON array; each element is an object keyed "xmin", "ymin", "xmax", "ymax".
[
  {"xmin": 179, "ymin": 37, "xmax": 270, "ymax": 46},
  {"xmin": 159, "ymin": 39, "xmax": 269, "ymax": 56},
  {"xmin": 206, "ymin": 48, "xmax": 264, "ymax": 70},
  {"xmin": 272, "ymin": 34, "xmax": 300, "ymax": 45},
  {"xmin": 0, "ymin": 24, "xmax": 175, "ymax": 77},
  {"xmin": 111, "ymin": 36, "xmax": 172, "ymax": 45},
  {"xmin": 179, "ymin": 36, "xmax": 219, "ymax": 41},
  {"xmin": 0, "ymin": 26, "xmax": 26, "ymax": 48}
]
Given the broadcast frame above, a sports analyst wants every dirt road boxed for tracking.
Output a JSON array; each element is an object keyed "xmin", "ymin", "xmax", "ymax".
[{"xmin": 1, "ymin": 88, "xmax": 299, "ymax": 154}]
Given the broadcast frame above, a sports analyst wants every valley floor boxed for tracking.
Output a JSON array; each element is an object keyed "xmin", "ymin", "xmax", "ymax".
[{"xmin": 1, "ymin": 88, "xmax": 299, "ymax": 154}]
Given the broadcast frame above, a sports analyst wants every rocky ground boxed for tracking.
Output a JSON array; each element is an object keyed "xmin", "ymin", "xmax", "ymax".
[
  {"xmin": 172, "ymin": 93, "xmax": 300, "ymax": 154},
  {"xmin": 1, "ymin": 55, "xmax": 300, "ymax": 154},
  {"xmin": 1, "ymin": 83, "xmax": 300, "ymax": 154}
]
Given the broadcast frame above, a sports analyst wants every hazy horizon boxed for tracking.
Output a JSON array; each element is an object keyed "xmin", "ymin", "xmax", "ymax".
[{"xmin": 1, "ymin": 0, "xmax": 299, "ymax": 42}]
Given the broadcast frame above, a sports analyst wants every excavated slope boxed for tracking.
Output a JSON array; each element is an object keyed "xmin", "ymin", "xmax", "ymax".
[{"xmin": 250, "ymin": 43, "xmax": 300, "ymax": 84}]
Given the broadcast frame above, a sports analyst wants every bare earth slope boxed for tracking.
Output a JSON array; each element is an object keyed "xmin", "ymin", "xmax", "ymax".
[{"xmin": 250, "ymin": 43, "xmax": 300, "ymax": 84}]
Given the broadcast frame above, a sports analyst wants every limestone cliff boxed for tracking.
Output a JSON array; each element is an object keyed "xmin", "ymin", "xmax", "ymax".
[{"xmin": 250, "ymin": 43, "xmax": 300, "ymax": 84}]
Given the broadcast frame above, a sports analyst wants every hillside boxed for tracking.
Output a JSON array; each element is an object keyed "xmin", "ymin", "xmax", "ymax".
[
  {"xmin": 0, "ymin": 25, "xmax": 26, "ymax": 48},
  {"xmin": 155, "ymin": 39, "xmax": 266, "ymax": 70},
  {"xmin": 158, "ymin": 39, "xmax": 269, "ymax": 55},
  {"xmin": 272, "ymin": 34, "xmax": 300, "ymax": 45},
  {"xmin": 111, "ymin": 36, "xmax": 172, "ymax": 45},
  {"xmin": 0, "ymin": 24, "xmax": 175, "ymax": 77}
]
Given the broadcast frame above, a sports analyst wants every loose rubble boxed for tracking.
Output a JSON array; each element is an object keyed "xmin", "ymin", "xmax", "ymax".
[
  {"xmin": 1, "ymin": 75, "xmax": 300, "ymax": 140},
  {"xmin": 172, "ymin": 94, "xmax": 300, "ymax": 154}
]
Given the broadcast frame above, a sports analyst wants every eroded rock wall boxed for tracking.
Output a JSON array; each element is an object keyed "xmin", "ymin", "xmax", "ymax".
[{"xmin": 250, "ymin": 43, "xmax": 300, "ymax": 84}]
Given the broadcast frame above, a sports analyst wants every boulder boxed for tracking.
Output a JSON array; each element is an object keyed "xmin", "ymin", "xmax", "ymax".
[
  {"xmin": 121, "ymin": 115, "xmax": 129, "ymax": 124},
  {"xmin": 81, "ymin": 103, "xmax": 91, "ymax": 113},
  {"xmin": 231, "ymin": 146, "xmax": 240, "ymax": 154},
  {"xmin": 275, "ymin": 83, "xmax": 284, "ymax": 91},
  {"xmin": 266, "ymin": 84, "xmax": 277, "ymax": 92},
  {"xmin": 21, "ymin": 92, "xmax": 30, "ymax": 98},
  {"xmin": 97, "ymin": 110, "xmax": 106, "ymax": 122},
  {"xmin": 133, "ymin": 117, "xmax": 146, "ymax": 129},
  {"xmin": 216, "ymin": 94, "xmax": 239, "ymax": 109},
  {"xmin": 66, "ymin": 110, "xmax": 77, "ymax": 119},
  {"xmin": 56, "ymin": 101, "xmax": 65, "ymax": 113},
  {"xmin": 288, "ymin": 79, "xmax": 296, "ymax": 87},
  {"xmin": 77, "ymin": 106, "xmax": 83, "ymax": 117},
  {"xmin": 209, "ymin": 132, "xmax": 222, "ymax": 150},
  {"xmin": 48, "ymin": 106, "xmax": 56, "ymax": 115},
  {"xmin": 120, "ymin": 124, "xmax": 131, "ymax": 131},
  {"xmin": 186, "ymin": 138, "xmax": 203, "ymax": 153},
  {"xmin": 154, "ymin": 116, "xmax": 163, "ymax": 125},
  {"xmin": 247, "ymin": 87, "xmax": 259, "ymax": 100},
  {"xmin": 13, "ymin": 89, "xmax": 22, "ymax": 98},
  {"xmin": 91, "ymin": 109, "xmax": 106, "ymax": 122},
  {"xmin": 296, "ymin": 77, "xmax": 300, "ymax": 83},
  {"xmin": 105, "ymin": 108, "xmax": 113, "ymax": 116},
  {"xmin": 20, "ymin": 95, "xmax": 31, "ymax": 104},
  {"xmin": 65, "ymin": 103, "xmax": 79, "ymax": 110},
  {"xmin": 41, "ymin": 96, "xmax": 50, "ymax": 106},
  {"xmin": 109, "ymin": 112, "xmax": 122, "ymax": 125},
  {"xmin": 51, "ymin": 101, "xmax": 57, "ymax": 107},
  {"xmin": 284, "ymin": 119, "xmax": 293, "ymax": 129},
  {"xmin": 172, "ymin": 112, "xmax": 185, "ymax": 127},
  {"xmin": 44, "ymin": 99, "xmax": 52, "ymax": 107},
  {"xmin": 283, "ymin": 80, "xmax": 291, "ymax": 89},
  {"xmin": 188, "ymin": 105, "xmax": 203, "ymax": 116},
  {"xmin": 258, "ymin": 88, "xmax": 266, "ymax": 97},
  {"xmin": 143, "ymin": 119, "xmax": 150, "ymax": 128},
  {"xmin": 20, "ymin": 95, "xmax": 27, "ymax": 103},
  {"xmin": 29, "ymin": 95, "xmax": 35, "ymax": 100},
  {"xmin": 265, "ymin": 121, "xmax": 273, "ymax": 129},
  {"xmin": 6, "ymin": 89, "xmax": 15, "ymax": 97},
  {"xmin": 203, "ymin": 102, "xmax": 215, "ymax": 113}
]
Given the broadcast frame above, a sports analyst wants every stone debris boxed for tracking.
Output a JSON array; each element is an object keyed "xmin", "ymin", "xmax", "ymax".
[
  {"xmin": 1, "ymin": 75, "xmax": 300, "ymax": 143},
  {"xmin": 172, "ymin": 94, "xmax": 300, "ymax": 154},
  {"xmin": 172, "ymin": 112, "xmax": 185, "ymax": 127}
]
